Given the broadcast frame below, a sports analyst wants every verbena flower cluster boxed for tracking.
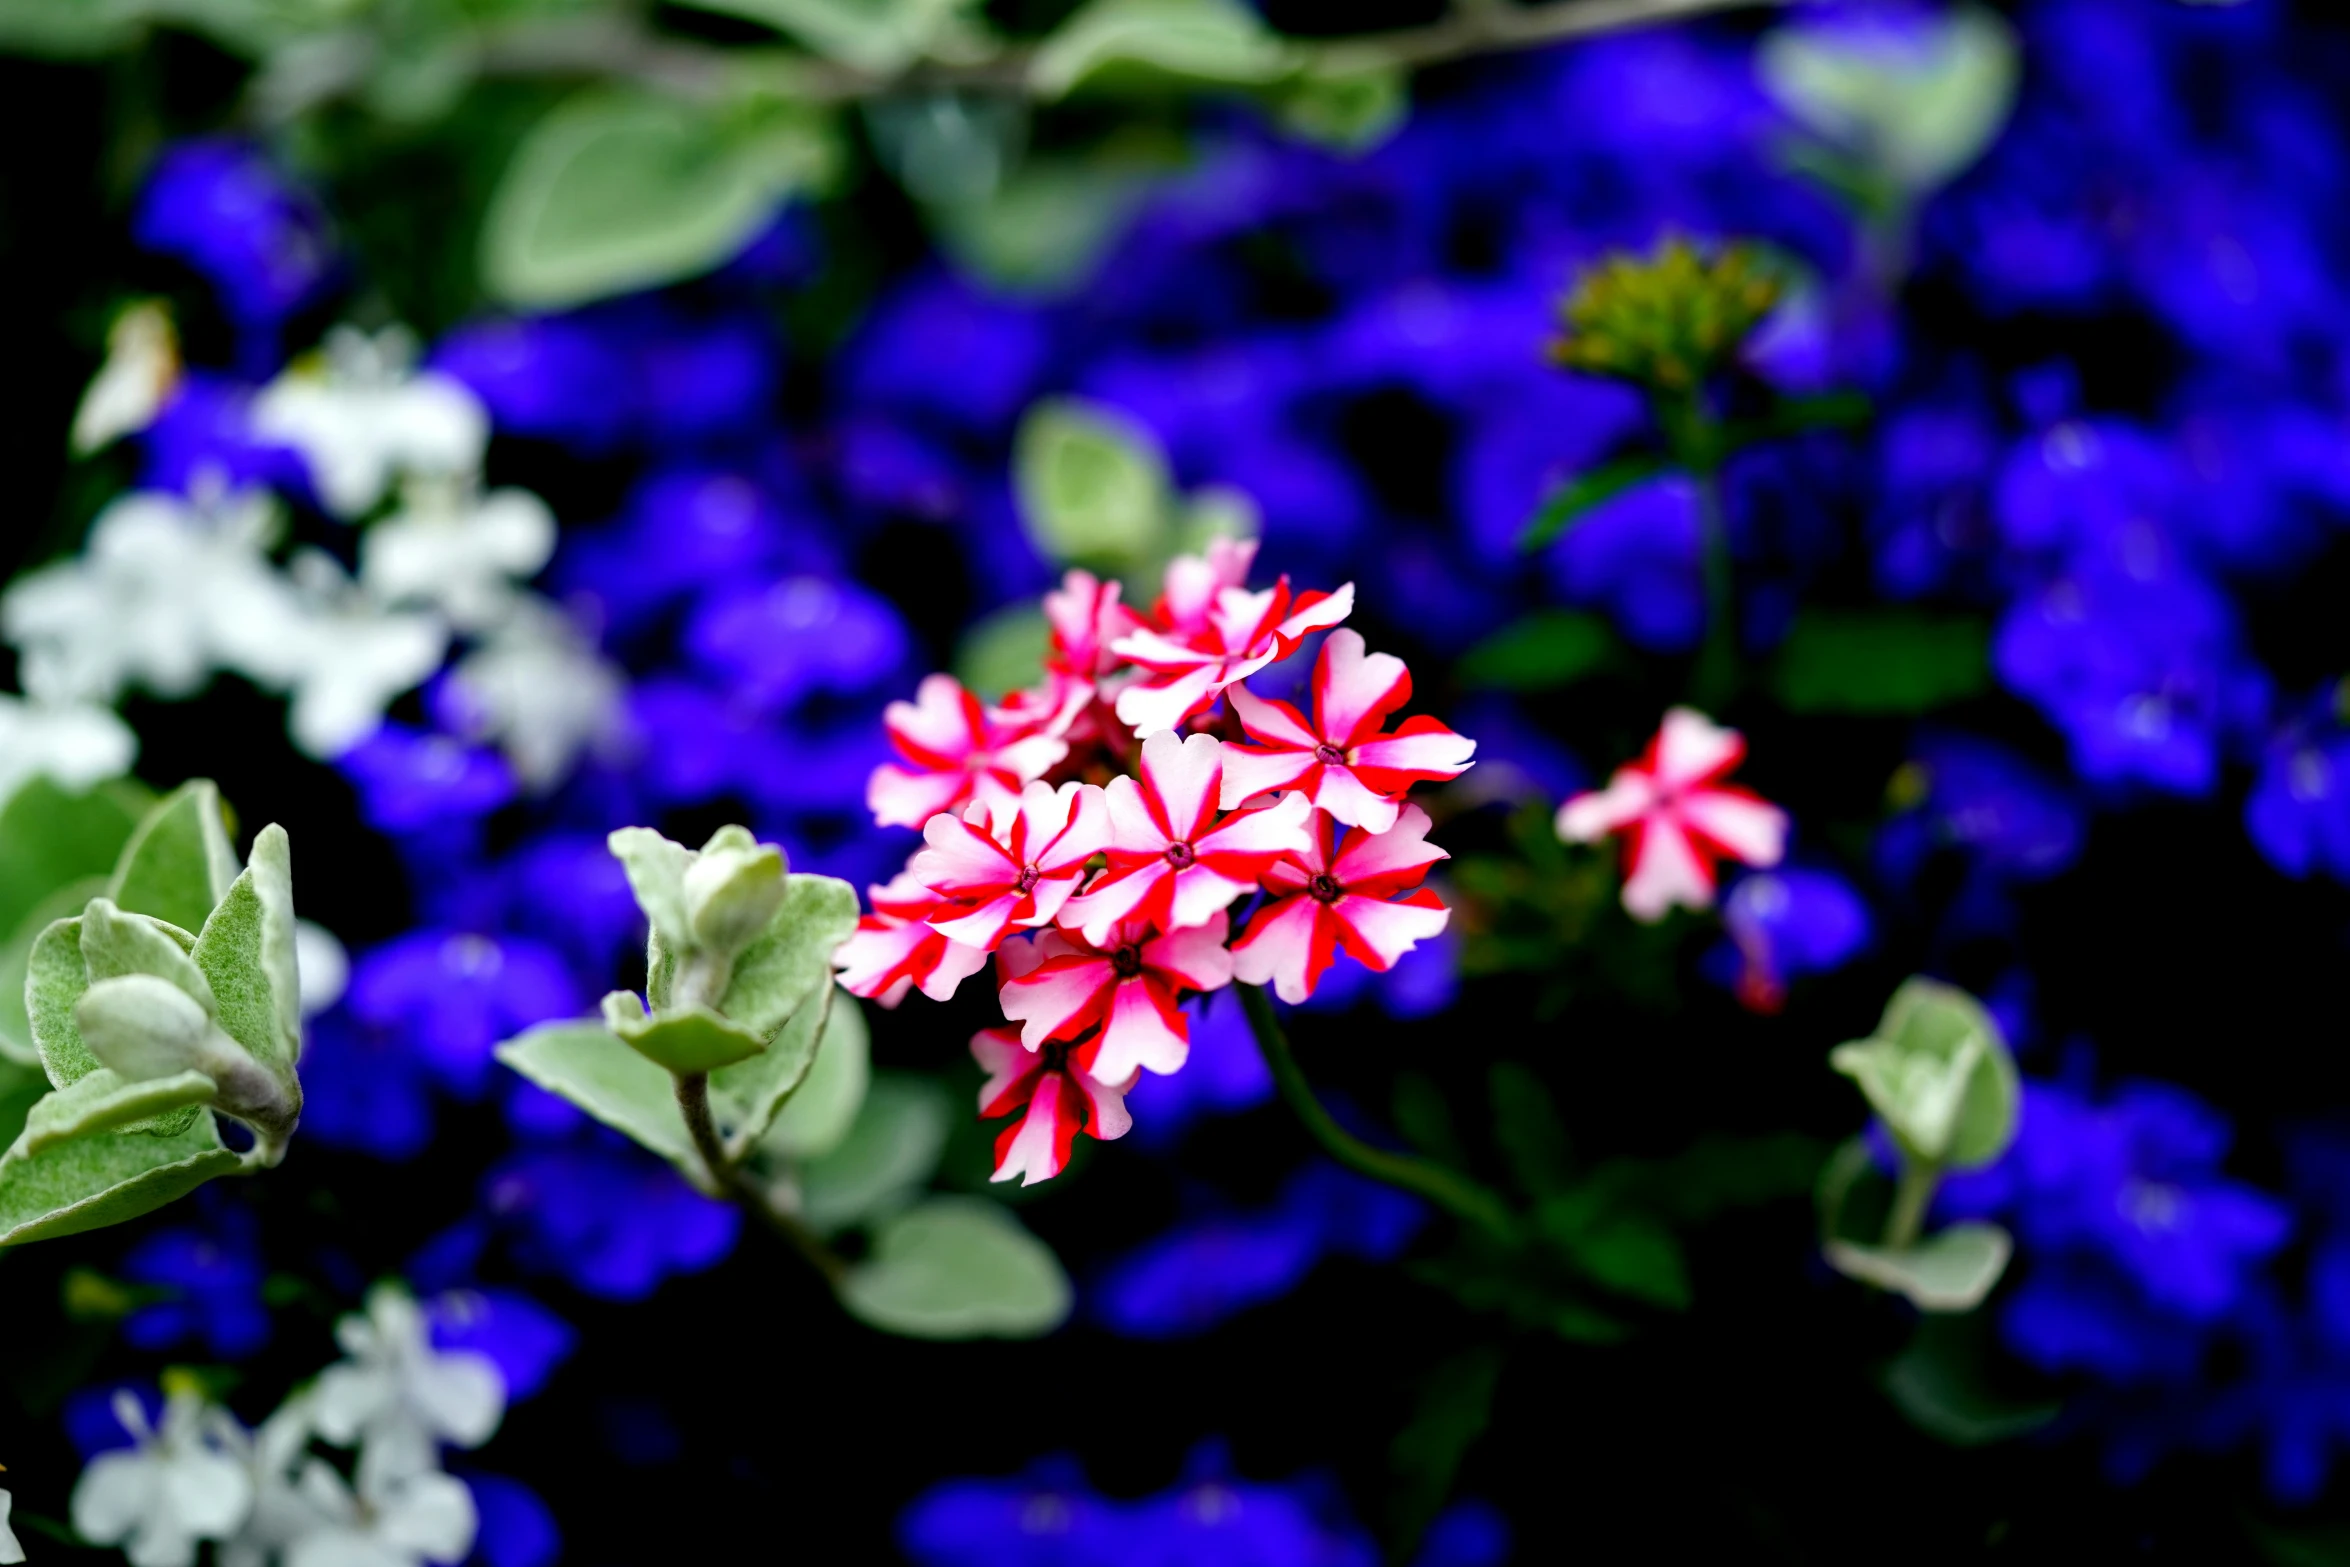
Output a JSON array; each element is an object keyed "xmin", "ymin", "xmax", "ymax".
[{"xmin": 837, "ymin": 541, "xmax": 1473, "ymax": 1182}]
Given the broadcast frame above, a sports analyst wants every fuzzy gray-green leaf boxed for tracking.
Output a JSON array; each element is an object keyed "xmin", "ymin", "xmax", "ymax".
[
  {"xmin": 612, "ymin": 1004, "xmax": 766, "ymax": 1076},
  {"xmin": 0, "ymin": 776, "xmax": 146, "ymax": 941},
  {"xmin": 107, "ymin": 781, "xmax": 240, "ymax": 935},
  {"xmin": 797, "ymin": 1069, "xmax": 951, "ymax": 1234},
  {"xmin": 608, "ymin": 827, "xmax": 695, "ymax": 952},
  {"xmin": 0, "ymin": 1113, "xmax": 238, "ymax": 1248},
  {"xmin": 494, "ymin": 1022, "xmax": 700, "ymax": 1180},
  {"xmin": 190, "ymin": 826, "xmax": 302, "ymax": 1080},
  {"xmin": 1825, "ymin": 1222, "xmax": 2013, "ymax": 1313},
  {"xmin": 838, "ymin": 1196, "xmax": 1072, "ymax": 1339},
  {"xmin": 711, "ymin": 983, "xmax": 837, "ymax": 1164},
  {"xmin": 760, "ymin": 992, "xmax": 871, "ymax": 1162},
  {"xmin": 16, "ymin": 1068, "xmax": 217, "ymax": 1159},
  {"xmin": 27, "ymin": 917, "xmax": 94, "ymax": 1089},
  {"xmin": 78, "ymin": 900, "xmax": 212, "ymax": 1011},
  {"xmin": 718, "ymin": 874, "xmax": 860, "ymax": 1042},
  {"xmin": 0, "ymin": 876, "xmax": 106, "ymax": 1067}
]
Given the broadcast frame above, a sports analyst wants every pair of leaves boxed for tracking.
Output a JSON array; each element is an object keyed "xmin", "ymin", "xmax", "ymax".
[
  {"xmin": 1831, "ymin": 977, "xmax": 2018, "ymax": 1170},
  {"xmin": 1815, "ymin": 1136, "xmax": 2013, "ymax": 1313}
]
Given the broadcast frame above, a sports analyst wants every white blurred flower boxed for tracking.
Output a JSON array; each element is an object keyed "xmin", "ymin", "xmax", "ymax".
[
  {"xmin": 2, "ymin": 486, "xmax": 303, "ymax": 705},
  {"xmin": 278, "ymin": 1464, "xmax": 476, "ymax": 1567},
  {"xmin": 252, "ymin": 326, "xmax": 488, "ymax": 519},
  {"xmin": 313, "ymin": 1285, "xmax": 503, "ymax": 1493},
  {"xmin": 441, "ymin": 598, "xmax": 626, "ymax": 789},
  {"xmin": 218, "ymin": 1395, "xmax": 326, "ymax": 1567},
  {"xmin": 294, "ymin": 919, "xmax": 350, "ymax": 1018},
  {"xmin": 0, "ymin": 692, "xmax": 136, "ymax": 802},
  {"xmin": 73, "ymin": 299, "xmax": 180, "ymax": 455},
  {"xmin": 72, "ymin": 1389, "xmax": 255, "ymax": 1567},
  {"xmin": 360, "ymin": 480, "xmax": 555, "ymax": 632},
  {"xmin": 276, "ymin": 552, "xmax": 448, "ymax": 758},
  {"xmin": 0, "ymin": 1486, "xmax": 24, "ymax": 1565}
]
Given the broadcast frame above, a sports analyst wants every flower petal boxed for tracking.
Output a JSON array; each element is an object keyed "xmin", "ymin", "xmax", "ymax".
[
  {"xmin": 1652, "ymin": 705, "xmax": 1744, "ymax": 790},
  {"xmin": 1092, "ymin": 976, "xmax": 1191, "ymax": 1080},
  {"xmin": 971, "ymin": 1025, "xmax": 1041, "ymax": 1116},
  {"xmin": 1331, "ymin": 804, "xmax": 1448, "ymax": 893},
  {"xmin": 998, "ymin": 954, "xmax": 1116, "ymax": 1048},
  {"xmin": 1230, "ymin": 895, "xmax": 1335, "ymax": 1005},
  {"xmin": 1333, "ymin": 886, "xmax": 1450, "ymax": 971},
  {"xmin": 1313, "ymin": 628, "xmax": 1412, "ymax": 747},
  {"xmin": 866, "ymin": 764, "xmax": 969, "ymax": 829},
  {"xmin": 1227, "ymin": 681, "xmax": 1321, "ymax": 751},
  {"xmin": 1139, "ymin": 729, "xmax": 1225, "ymax": 842},
  {"xmin": 1678, "ymin": 786, "xmax": 1789, "ymax": 868},
  {"xmin": 1556, "ymin": 772, "xmax": 1656, "ymax": 842},
  {"xmin": 1623, "ymin": 819, "xmax": 1716, "ymax": 921},
  {"xmin": 1142, "ymin": 909, "xmax": 1234, "ymax": 992}
]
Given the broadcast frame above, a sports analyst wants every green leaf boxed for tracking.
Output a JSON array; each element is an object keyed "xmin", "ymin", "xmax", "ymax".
[
  {"xmin": 15, "ymin": 1069, "xmax": 217, "ymax": 1160},
  {"xmin": 1759, "ymin": 6, "xmax": 2019, "ymax": 191},
  {"xmin": 0, "ymin": 876, "xmax": 108, "ymax": 1067},
  {"xmin": 1880, "ymin": 1314, "xmax": 2057, "ymax": 1446},
  {"xmin": 716, "ymin": 873, "xmax": 860, "ymax": 1042},
  {"xmin": 1634, "ymin": 1132, "xmax": 1828, "ymax": 1223},
  {"xmin": 1546, "ymin": 1205, "xmax": 1691, "ymax": 1310},
  {"xmin": 760, "ymin": 990, "xmax": 871, "ymax": 1162},
  {"xmin": 1392, "ymin": 1072, "xmax": 1469, "ymax": 1171},
  {"xmin": 494, "ymin": 1022, "xmax": 700, "ymax": 1180},
  {"xmin": 189, "ymin": 826, "xmax": 301, "ymax": 1081},
  {"xmin": 107, "ymin": 781, "xmax": 240, "ymax": 937},
  {"xmin": 1274, "ymin": 61, "xmax": 1407, "ymax": 152},
  {"xmin": 1517, "ymin": 453, "xmax": 1669, "ymax": 550},
  {"xmin": 1457, "ymin": 611, "xmax": 1619, "ymax": 692},
  {"xmin": 930, "ymin": 145, "xmax": 1176, "ymax": 295},
  {"xmin": 1489, "ymin": 1062, "xmax": 1571, "ymax": 1198},
  {"xmin": 684, "ymin": 832, "xmax": 787, "ymax": 956},
  {"xmin": 1030, "ymin": 0, "xmax": 1293, "ymax": 99},
  {"xmin": 838, "ymin": 1196, "xmax": 1071, "ymax": 1339},
  {"xmin": 0, "ymin": 1114, "xmax": 240, "ymax": 1248},
  {"xmin": 0, "ymin": 0, "xmax": 144, "ymax": 58},
  {"xmin": 607, "ymin": 827, "xmax": 695, "ymax": 952},
  {"xmin": 0, "ymin": 1058, "xmax": 47, "ymax": 1152},
  {"xmin": 481, "ymin": 91, "xmax": 836, "ymax": 309},
  {"xmin": 27, "ymin": 917, "xmax": 96, "ymax": 1089},
  {"xmin": 74, "ymin": 976, "xmax": 215, "ymax": 1081},
  {"xmin": 797, "ymin": 1070, "xmax": 952, "ymax": 1233},
  {"xmin": 0, "ymin": 776, "xmax": 146, "ymax": 941},
  {"xmin": 1831, "ymin": 977, "xmax": 2017, "ymax": 1169},
  {"xmin": 78, "ymin": 899, "xmax": 212, "ymax": 1008},
  {"xmin": 670, "ymin": 0, "xmax": 976, "ymax": 72},
  {"xmin": 1389, "ymin": 1346, "xmax": 1504, "ymax": 1558},
  {"xmin": 1825, "ymin": 1221, "xmax": 2012, "ymax": 1313},
  {"xmin": 1014, "ymin": 397, "xmax": 1173, "ymax": 572},
  {"xmin": 1770, "ymin": 611, "xmax": 1989, "ymax": 714},
  {"xmin": 954, "ymin": 605, "xmax": 1052, "ymax": 704},
  {"xmin": 611, "ymin": 1003, "xmax": 767, "ymax": 1076},
  {"xmin": 709, "ymin": 983, "xmax": 836, "ymax": 1162}
]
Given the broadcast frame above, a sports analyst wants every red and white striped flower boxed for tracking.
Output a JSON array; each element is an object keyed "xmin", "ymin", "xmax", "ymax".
[
  {"xmin": 996, "ymin": 913, "xmax": 1234, "ymax": 1082},
  {"xmin": 1043, "ymin": 568, "xmax": 1139, "ymax": 679},
  {"xmin": 1556, "ymin": 706, "xmax": 1788, "ymax": 922},
  {"xmin": 1147, "ymin": 536, "xmax": 1258, "ymax": 641},
  {"xmin": 1058, "ymin": 730, "xmax": 1312, "ymax": 947},
  {"xmin": 865, "ymin": 673, "xmax": 1069, "ymax": 829},
  {"xmin": 1232, "ymin": 804, "xmax": 1452, "ymax": 1004},
  {"xmin": 1222, "ymin": 629, "xmax": 1476, "ymax": 831},
  {"xmin": 909, "ymin": 780, "xmax": 1113, "ymax": 951},
  {"xmin": 833, "ymin": 870, "xmax": 990, "ymax": 1006},
  {"xmin": 1108, "ymin": 572, "xmax": 1355, "ymax": 737},
  {"xmin": 972, "ymin": 1025, "xmax": 1133, "ymax": 1187}
]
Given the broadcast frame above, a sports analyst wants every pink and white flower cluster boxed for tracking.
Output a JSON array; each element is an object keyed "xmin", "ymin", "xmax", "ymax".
[{"xmin": 835, "ymin": 542, "xmax": 1475, "ymax": 1186}]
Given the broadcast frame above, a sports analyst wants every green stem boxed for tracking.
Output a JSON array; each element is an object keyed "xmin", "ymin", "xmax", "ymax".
[
  {"xmin": 1882, "ymin": 1159, "xmax": 1939, "ymax": 1252},
  {"xmin": 1235, "ymin": 983, "xmax": 1516, "ymax": 1241},
  {"xmin": 676, "ymin": 1071, "xmax": 849, "ymax": 1287},
  {"xmin": 1690, "ymin": 462, "xmax": 1737, "ymax": 713}
]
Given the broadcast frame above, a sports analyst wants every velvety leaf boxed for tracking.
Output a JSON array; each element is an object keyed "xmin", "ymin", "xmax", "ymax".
[
  {"xmin": 1013, "ymin": 398, "xmax": 1172, "ymax": 571},
  {"xmin": 74, "ymin": 976, "xmax": 215, "ymax": 1081},
  {"xmin": 0, "ymin": 1059, "xmax": 46, "ymax": 1152},
  {"xmin": 1517, "ymin": 453, "xmax": 1669, "ymax": 550},
  {"xmin": 107, "ymin": 780, "xmax": 240, "ymax": 936},
  {"xmin": 0, "ymin": 876, "xmax": 106, "ymax": 1067},
  {"xmin": 953, "ymin": 605, "xmax": 1051, "ymax": 704},
  {"xmin": 1759, "ymin": 6, "xmax": 2019, "ymax": 190},
  {"xmin": 494, "ymin": 1022, "xmax": 699, "ymax": 1179},
  {"xmin": 1770, "ymin": 611, "xmax": 1989, "ymax": 714},
  {"xmin": 481, "ymin": 91, "xmax": 835, "ymax": 309},
  {"xmin": 190, "ymin": 826, "xmax": 301, "ymax": 1081},
  {"xmin": 711, "ymin": 983, "xmax": 841, "ymax": 1164},
  {"xmin": 16, "ymin": 1068, "xmax": 217, "ymax": 1159},
  {"xmin": 717, "ymin": 874, "xmax": 860, "ymax": 1043},
  {"xmin": 611, "ymin": 1004, "xmax": 766, "ymax": 1076},
  {"xmin": 684, "ymin": 837, "xmax": 786, "ymax": 956},
  {"xmin": 1457, "ymin": 611, "xmax": 1619, "ymax": 692},
  {"xmin": 838, "ymin": 1197, "xmax": 1071, "ymax": 1339},
  {"xmin": 1030, "ymin": 0, "xmax": 1293, "ymax": 98},
  {"xmin": 27, "ymin": 917, "xmax": 94, "ymax": 1088},
  {"xmin": 0, "ymin": 1114, "xmax": 240, "ymax": 1248},
  {"xmin": 1273, "ymin": 60, "xmax": 1407, "ymax": 152},
  {"xmin": 1489, "ymin": 1062, "xmax": 1571, "ymax": 1198},
  {"xmin": 1537, "ymin": 1190, "xmax": 1692, "ymax": 1310},
  {"xmin": 796, "ymin": 1069, "xmax": 951, "ymax": 1233},
  {"xmin": 608, "ymin": 827, "xmax": 695, "ymax": 953},
  {"xmin": 932, "ymin": 150, "xmax": 1171, "ymax": 296},
  {"xmin": 1880, "ymin": 1314, "xmax": 2058, "ymax": 1446},
  {"xmin": 78, "ymin": 899, "xmax": 212, "ymax": 1009},
  {"xmin": 669, "ymin": 0, "xmax": 974, "ymax": 72},
  {"xmin": 760, "ymin": 991, "xmax": 871, "ymax": 1163},
  {"xmin": 1825, "ymin": 1222, "xmax": 2013, "ymax": 1312},
  {"xmin": 1834, "ymin": 977, "xmax": 2017, "ymax": 1169},
  {"xmin": 0, "ymin": 776, "xmax": 145, "ymax": 940},
  {"xmin": 1389, "ymin": 1346, "xmax": 1504, "ymax": 1557}
]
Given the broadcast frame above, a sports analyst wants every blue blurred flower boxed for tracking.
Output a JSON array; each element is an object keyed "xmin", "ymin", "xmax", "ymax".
[
  {"xmin": 843, "ymin": 268, "xmax": 1053, "ymax": 434},
  {"xmin": 134, "ymin": 139, "xmax": 336, "ymax": 356},
  {"xmin": 1876, "ymin": 732, "xmax": 2084, "ymax": 888},
  {"xmin": 1544, "ymin": 475, "xmax": 1702, "ymax": 653},
  {"xmin": 137, "ymin": 373, "xmax": 313, "ymax": 498},
  {"xmin": 685, "ymin": 574, "xmax": 911, "ymax": 710},
  {"xmin": 2246, "ymin": 694, "xmax": 2350, "ymax": 884},
  {"xmin": 1700, "ymin": 864, "xmax": 1871, "ymax": 1012},
  {"xmin": 339, "ymin": 723, "xmax": 517, "ymax": 836},
  {"xmin": 484, "ymin": 1135, "xmax": 740, "ymax": 1301},
  {"xmin": 426, "ymin": 1288, "xmax": 575, "ymax": 1403},
  {"xmin": 347, "ymin": 931, "xmax": 579, "ymax": 1099},
  {"xmin": 1089, "ymin": 1165, "xmax": 1423, "ymax": 1339},
  {"xmin": 119, "ymin": 1202, "xmax": 269, "ymax": 1360},
  {"xmin": 461, "ymin": 1473, "xmax": 562, "ymax": 1567},
  {"xmin": 64, "ymin": 1382, "xmax": 160, "ymax": 1458},
  {"xmin": 298, "ymin": 1007, "xmax": 439, "ymax": 1161},
  {"xmin": 1123, "ymin": 989, "xmax": 1273, "ymax": 1148}
]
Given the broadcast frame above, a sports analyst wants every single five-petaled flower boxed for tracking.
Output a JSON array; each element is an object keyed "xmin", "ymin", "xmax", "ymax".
[
  {"xmin": 909, "ymin": 780, "xmax": 1113, "ymax": 951},
  {"xmin": 1232, "ymin": 804, "xmax": 1452, "ymax": 1003},
  {"xmin": 972, "ymin": 1024, "xmax": 1134, "ymax": 1186},
  {"xmin": 1556, "ymin": 706, "xmax": 1787, "ymax": 921},
  {"xmin": 1221, "ymin": 628, "xmax": 1476, "ymax": 830},
  {"xmin": 1059, "ymin": 730, "xmax": 1312, "ymax": 947},
  {"xmin": 997, "ymin": 913, "xmax": 1235, "ymax": 1082},
  {"xmin": 834, "ymin": 869, "xmax": 990, "ymax": 1006},
  {"xmin": 865, "ymin": 673, "xmax": 1069, "ymax": 829}
]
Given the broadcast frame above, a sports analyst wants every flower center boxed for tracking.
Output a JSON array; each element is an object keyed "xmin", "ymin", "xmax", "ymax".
[
  {"xmin": 1313, "ymin": 742, "xmax": 1346, "ymax": 765},
  {"xmin": 1163, "ymin": 841, "xmax": 1196, "ymax": 868},
  {"xmin": 1015, "ymin": 865, "xmax": 1042, "ymax": 895},
  {"xmin": 1111, "ymin": 944, "xmax": 1144, "ymax": 977},
  {"xmin": 1038, "ymin": 1038, "xmax": 1073, "ymax": 1073},
  {"xmin": 1308, "ymin": 873, "xmax": 1343, "ymax": 904}
]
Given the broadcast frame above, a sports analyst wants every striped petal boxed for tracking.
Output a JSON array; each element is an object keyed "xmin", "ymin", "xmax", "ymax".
[
  {"xmin": 1313, "ymin": 628, "xmax": 1411, "ymax": 747},
  {"xmin": 1219, "ymin": 744, "xmax": 1318, "ymax": 809},
  {"xmin": 1113, "ymin": 663, "xmax": 1224, "ymax": 739},
  {"xmin": 1622, "ymin": 818, "xmax": 1717, "ymax": 921},
  {"xmin": 1330, "ymin": 804, "xmax": 1447, "ymax": 895},
  {"xmin": 992, "ymin": 1070, "xmax": 1086, "ymax": 1186},
  {"xmin": 1677, "ymin": 786, "xmax": 1789, "ymax": 868},
  {"xmin": 1142, "ymin": 909, "xmax": 1234, "ymax": 992},
  {"xmin": 911, "ymin": 808, "xmax": 1018, "ymax": 896},
  {"xmin": 1059, "ymin": 859, "xmax": 1167, "ymax": 948},
  {"xmin": 1651, "ymin": 706, "xmax": 1744, "ymax": 790},
  {"xmin": 1332, "ymin": 887, "xmax": 1449, "ymax": 971},
  {"xmin": 1230, "ymin": 895, "xmax": 1337, "ymax": 1005},
  {"xmin": 1227, "ymin": 681, "xmax": 1321, "ymax": 750},
  {"xmin": 1350, "ymin": 716, "xmax": 1476, "ymax": 792},
  {"xmin": 1305, "ymin": 763, "xmax": 1399, "ymax": 832},
  {"xmin": 867, "ymin": 764, "xmax": 969, "ymax": 829},
  {"xmin": 1138, "ymin": 729, "xmax": 1225, "ymax": 842},
  {"xmin": 1556, "ymin": 772, "xmax": 1657, "ymax": 842},
  {"xmin": 972, "ymin": 1026, "xmax": 1042, "ymax": 1116},
  {"xmin": 1092, "ymin": 976, "xmax": 1191, "ymax": 1081},
  {"xmin": 886, "ymin": 673, "xmax": 981, "ymax": 766},
  {"xmin": 998, "ymin": 952, "xmax": 1116, "ymax": 1047}
]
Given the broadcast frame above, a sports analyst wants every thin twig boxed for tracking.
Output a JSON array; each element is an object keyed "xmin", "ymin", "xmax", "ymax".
[
  {"xmin": 1236, "ymin": 983, "xmax": 1517, "ymax": 1241},
  {"xmin": 675, "ymin": 1071, "xmax": 849, "ymax": 1287}
]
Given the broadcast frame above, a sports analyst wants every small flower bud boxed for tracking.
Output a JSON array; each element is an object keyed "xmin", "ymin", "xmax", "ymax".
[{"xmin": 683, "ymin": 833, "xmax": 788, "ymax": 958}]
